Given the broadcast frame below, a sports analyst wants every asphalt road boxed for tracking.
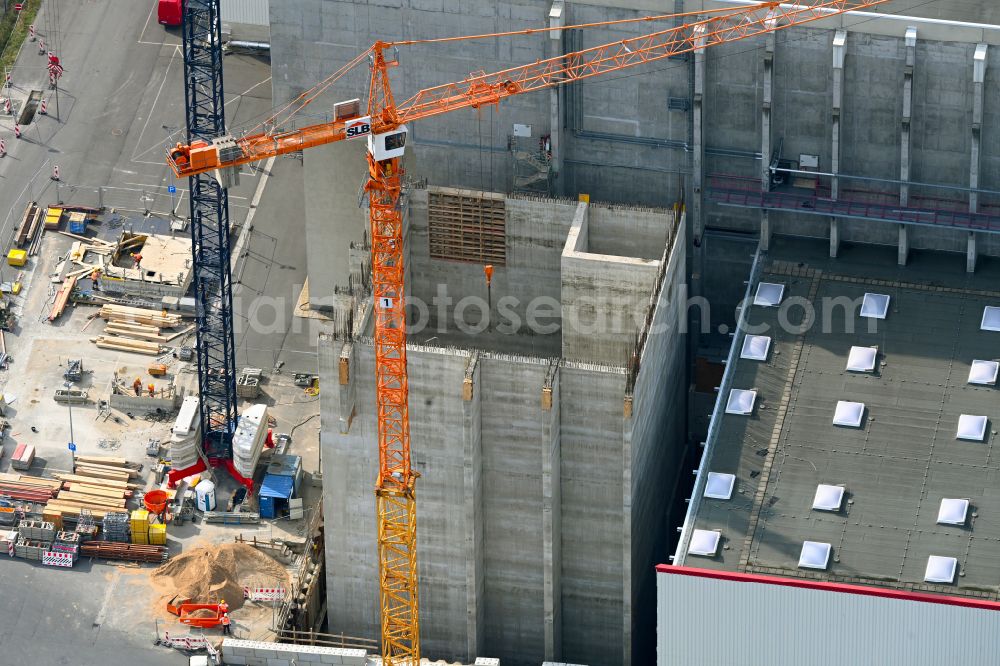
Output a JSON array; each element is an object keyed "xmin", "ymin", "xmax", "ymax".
[{"xmin": 0, "ymin": 2, "xmax": 314, "ymax": 664}]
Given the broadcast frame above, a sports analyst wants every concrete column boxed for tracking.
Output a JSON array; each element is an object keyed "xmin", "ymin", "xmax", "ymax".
[
  {"xmin": 900, "ymin": 27, "xmax": 916, "ymax": 207},
  {"xmin": 759, "ymin": 16, "xmax": 775, "ymax": 251},
  {"xmin": 967, "ymin": 232, "xmax": 977, "ymax": 273},
  {"xmin": 462, "ymin": 352, "xmax": 484, "ymax": 660},
  {"xmin": 691, "ymin": 23, "xmax": 706, "ymax": 247},
  {"xmin": 337, "ymin": 342, "xmax": 356, "ymax": 434},
  {"xmin": 831, "ymin": 30, "xmax": 847, "ymax": 202},
  {"xmin": 541, "ymin": 362, "xmax": 562, "ymax": 662},
  {"xmin": 548, "ymin": 2, "xmax": 565, "ymax": 194},
  {"xmin": 898, "ymin": 224, "xmax": 909, "ymax": 266},
  {"xmin": 830, "ymin": 218, "xmax": 840, "ymax": 258},
  {"xmin": 971, "ymin": 44, "xmax": 987, "ymax": 214}
]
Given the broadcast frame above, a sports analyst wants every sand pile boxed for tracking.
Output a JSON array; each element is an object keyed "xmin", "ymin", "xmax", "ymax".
[{"xmin": 151, "ymin": 542, "xmax": 288, "ymax": 611}]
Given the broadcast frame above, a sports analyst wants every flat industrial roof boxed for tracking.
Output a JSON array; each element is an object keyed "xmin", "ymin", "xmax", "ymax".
[{"xmin": 680, "ymin": 238, "xmax": 1000, "ymax": 600}]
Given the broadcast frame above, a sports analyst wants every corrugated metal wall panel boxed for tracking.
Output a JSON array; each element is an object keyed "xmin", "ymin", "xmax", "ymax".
[
  {"xmin": 221, "ymin": 0, "xmax": 269, "ymax": 26},
  {"xmin": 658, "ymin": 571, "xmax": 1000, "ymax": 665}
]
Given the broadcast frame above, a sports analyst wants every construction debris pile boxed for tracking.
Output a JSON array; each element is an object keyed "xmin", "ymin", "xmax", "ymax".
[
  {"xmin": 94, "ymin": 304, "xmax": 193, "ymax": 356},
  {"xmin": 151, "ymin": 543, "xmax": 290, "ymax": 612}
]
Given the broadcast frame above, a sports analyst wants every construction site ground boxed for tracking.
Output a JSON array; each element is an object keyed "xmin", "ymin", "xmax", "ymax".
[{"xmin": 0, "ymin": 1, "xmax": 324, "ymax": 663}]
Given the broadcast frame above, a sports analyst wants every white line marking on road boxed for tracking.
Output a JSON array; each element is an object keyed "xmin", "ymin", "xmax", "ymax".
[
  {"xmin": 93, "ymin": 569, "xmax": 120, "ymax": 628},
  {"xmin": 130, "ymin": 76, "xmax": 272, "ymax": 163},
  {"xmin": 129, "ymin": 45, "xmax": 181, "ymax": 164}
]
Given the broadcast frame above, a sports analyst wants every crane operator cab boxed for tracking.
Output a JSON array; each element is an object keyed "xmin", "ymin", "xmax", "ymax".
[
  {"xmin": 334, "ymin": 97, "xmax": 407, "ymax": 162},
  {"xmin": 368, "ymin": 125, "xmax": 407, "ymax": 162}
]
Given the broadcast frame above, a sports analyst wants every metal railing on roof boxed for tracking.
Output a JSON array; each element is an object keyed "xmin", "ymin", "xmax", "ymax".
[{"xmin": 671, "ymin": 246, "xmax": 763, "ymax": 567}]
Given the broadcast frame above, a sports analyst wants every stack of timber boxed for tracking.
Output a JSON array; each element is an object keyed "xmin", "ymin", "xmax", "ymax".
[
  {"xmin": 100, "ymin": 305, "xmax": 182, "ymax": 328},
  {"xmin": 0, "ymin": 473, "xmax": 60, "ymax": 503},
  {"xmin": 79, "ymin": 541, "xmax": 167, "ymax": 563},
  {"xmin": 93, "ymin": 305, "xmax": 188, "ymax": 354},
  {"xmin": 44, "ymin": 456, "xmax": 140, "ymax": 521}
]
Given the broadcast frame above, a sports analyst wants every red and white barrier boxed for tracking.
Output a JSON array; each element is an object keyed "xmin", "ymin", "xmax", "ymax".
[
  {"xmin": 39, "ymin": 98, "xmax": 46, "ymax": 115},
  {"xmin": 14, "ymin": 124, "xmax": 21, "ymax": 139},
  {"xmin": 3, "ymin": 98, "xmax": 10, "ymax": 115},
  {"xmin": 161, "ymin": 632, "xmax": 209, "ymax": 650},
  {"xmin": 42, "ymin": 551, "xmax": 74, "ymax": 568},
  {"xmin": 1, "ymin": 139, "xmax": 8, "ymax": 157},
  {"xmin": 28, "ymin": 25, "xmax": 34, "ymax": 41},
  {"xmin": 51, "ymin": 165, "xmax": 60, "ymax": 181},
  {"xmin": 242, "ymin": 586, "xmax": 286, "ymax": 602},
  {"xmin": 5, "ymin": 72, "xmax": 11, "ymax": 88},
  {"xmin": 38, "ymin": 39, "xmax": 45, "ymax": 55}
]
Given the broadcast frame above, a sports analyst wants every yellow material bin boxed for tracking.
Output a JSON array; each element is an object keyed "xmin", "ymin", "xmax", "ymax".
[
  {"xmin": 6, "ymin": 249, "xmax": 26, "ymax": 267},
  {"xmin": 130, "ymin": 509, "xmax": 149, "ymax": 532},
  {"xmin": 44, "ymin": 208, "xmax": 61, "ymax": 229},
  {"xmin": 132, "ymin": 531, "xmax": 149, "ymax": 545},
  {"xmin": 149, "ymin": 523, "xmax": 166, "ymax": 545}
]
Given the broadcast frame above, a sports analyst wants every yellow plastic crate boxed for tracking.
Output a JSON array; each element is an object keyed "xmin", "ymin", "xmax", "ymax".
[
  {"xmin": 149, "ymin": 524, "xmax": 166, "ymax": 545},
  {"xmin": 132, "ymin": 531, "xmax": 149, "ymax": 545},
  {"xmin": 6, "ymin": 249, "xmax": 26, "ymax": 267}
]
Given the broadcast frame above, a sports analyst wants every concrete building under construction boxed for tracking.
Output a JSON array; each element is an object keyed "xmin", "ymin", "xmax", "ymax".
[{"xmin": 265, "ymin": 1, "xmax": 1000, "ymax": 664}]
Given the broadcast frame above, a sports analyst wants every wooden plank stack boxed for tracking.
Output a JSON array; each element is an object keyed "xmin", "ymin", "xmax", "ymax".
[
  {"xmin": 92, "ymin": 305, "xmax": 185, "ymax": 355},
  {"xmin": 43, "ymin": 455, "xmax": 141, "ymax": 521},
  {"xmin": 0, "ymin": 473, "xmax": 60, "ymax": 503}
]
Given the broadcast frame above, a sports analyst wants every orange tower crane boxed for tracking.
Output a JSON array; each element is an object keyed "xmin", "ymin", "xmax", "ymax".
[{"xmin": 167, "ymin": 2, "xmax": 889, "ymax": 662}]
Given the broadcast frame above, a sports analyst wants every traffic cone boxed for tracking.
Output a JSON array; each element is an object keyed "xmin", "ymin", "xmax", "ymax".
[
  {"xmin": 51, "ymin": 165, "xmax": 60, "ymax": 181},
  {"xmin": 38, "ymin": 39, "xmax": 44, "ymax": 55},
  {"xmin": 39, "ymin": 99, "xmax": 46, "ymax": 115}
]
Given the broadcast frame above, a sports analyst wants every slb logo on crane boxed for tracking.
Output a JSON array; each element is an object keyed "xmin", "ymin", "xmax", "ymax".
[{"xmin": 345, "ymin": 116, "xmax": 372, "ymax": 140}]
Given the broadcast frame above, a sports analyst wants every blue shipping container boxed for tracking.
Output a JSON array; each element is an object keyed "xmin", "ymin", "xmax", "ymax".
[
  {"xmin": 258, "ymin": 473, "xmax": 294, "ymax": 519},
  {"xmin": 69, "ymin": 221, "xmax": 86, "ymax": 233}
]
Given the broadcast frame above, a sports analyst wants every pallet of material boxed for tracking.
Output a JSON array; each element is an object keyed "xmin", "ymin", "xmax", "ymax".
[
  {"xmin": 93, "ymin": 335, "xmax": 163, "ymax": 355},
  {"xmin": 100, "ymin": 322, "xmax": 161, "ymax": 336},
  {"xmin": 48, "ymin": 275, "xmax": 78, "ymax": 322},
  {"xmin": 79, "ymin": 541, "xmax": 167, "ymax": 563},
  {"xmin": 44, "ymin": 503, "xmax": 108, "ymax": 520},
  {"xmin": 10, "ymin": 444, "xmax": 35, "ymax": 470},
  {"xmin": 1, "ymin": 474, "xmax": 63, "ymax": 490},
  {"xmin": 61, "ymin": 483, "xmax": 128, "ymax": 499},
  {"xmin": 74, "ymin": 463, "xmax": 138, "ymax": 479},
  {"xmin": 103, "ymin": 325, "xmax": 169, "ymax": 342},
  {"xmin": 55, "ymin": 492, "xmax": 125, "ymax": 509},
  {"xmin": 99, "ymin": 305, "xmax": 183, "ymax": 327},
  {"xmin": 74, "ymin": 455, "xmax": 131, "ymax": 468},
  {"xmin": 54, "ymin": 473, "xmax": 130, "ymax": 488}
]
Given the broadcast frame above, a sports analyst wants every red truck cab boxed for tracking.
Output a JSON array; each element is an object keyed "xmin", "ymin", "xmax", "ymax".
[{"xmin": 157, "ymin": 0, "xmax": 183, "ymax": 27}]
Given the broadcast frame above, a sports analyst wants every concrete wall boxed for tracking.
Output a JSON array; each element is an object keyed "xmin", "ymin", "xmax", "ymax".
[
  {"xmin": 407, "ymin": 188, "xmax": 576, "ymax": 331},
  {"xmin": 560, "ymin": 201, "xmax": 663, "ymax": 365},
  {"xmin": 623, "ymin": 214, "xmax": 686, "ymax": 665},
  {"xmin": 221, "ymin": 639, "xmax": 366, "ymax": 666}
]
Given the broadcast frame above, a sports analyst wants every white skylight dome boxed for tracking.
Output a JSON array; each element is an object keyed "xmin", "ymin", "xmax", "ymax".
[
  {"xmin": 860, "ymin": 293, "xmax": 890, "ymax": 319},
  {"xmin": 956, "ymin": 414, "xmax": 988, "ymax": 442},
  {"xmin": 833, "ymin": 401, "xmax": 865, "ymax": 428},
  {"xmin": 981, "ymin": 306, "xmax": 1000, "ymax": 332},
  {"xmin": 798, "ymin": 541, "xmax": 832, "ymax": 570},
  {"xmin": 754, "ymin": 282, "xmax": 785, "ymax": 307},
  {"xmin": 937, "ymin": 498, "xmax": 970, "ymax": 526},
  {"xmin": 704, "ymin": 473, "xmax": 736, "ymax": 500},
  {"xmin": 968, "ymin": 360, "xmax": 999, "ymax": 386},
  {"xmin": 726, "ymin": 389, "xmax": 757, "ymax": 416},
  {"xmin": 812, "ymin": 484, "xmax": 845, "ymax": 512},
  {"xmin": 846, "ymin": 346, "xmax": 878, "ymax": 373},
  {"xmin": 924, "ymin": 556, "xmax": 957, "ymax": 584},
  {"xmin": 688, "ymin": 529, "xmax": 721, "ymax": 557},
  {"xmin": 741, "ymin": 335, "xmax": 771, "ymax": 361}
]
